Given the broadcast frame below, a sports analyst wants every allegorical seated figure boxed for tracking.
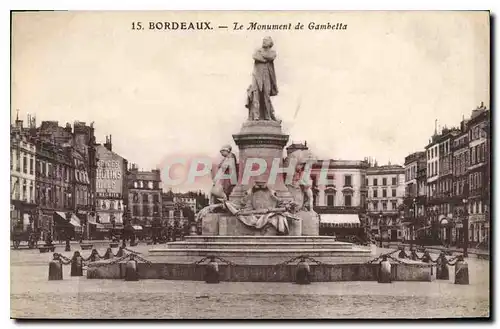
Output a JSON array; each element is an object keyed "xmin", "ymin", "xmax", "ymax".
[
  {"xmin": 283, "ymin": 150, "xmax": 315, "ymax": 212},
  {"xmin": 210, "ymin": 144, "xmax": 238, "ymax": 204}
]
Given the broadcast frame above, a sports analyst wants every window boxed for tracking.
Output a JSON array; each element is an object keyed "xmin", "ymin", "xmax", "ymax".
[
  {"xmin": 373, "ymin": 178, "xmax": 378, "ymax": 186},
  {"xmin": 392, "ymin": 177, "xmax": 397, "ymax": 186},
  {"xmin": 382, "ymin": 202, "xmax": 387, "ymax": 210},
  {"xmin": 153, "ymin": 204, "xmax": 159, "ymax": 215},
  {"xmin": 382, "ymin": 189, "xmax": 387, "ymax": 198},
  {"xmin": 365, "ymin": 179, "xmax": 369, "ymax": 186},
  {"xmin": 373, "ymin": 201, "xmax": 379, "ymax": 211},
  {"xmin": 133, "ymin": 205, "xmax": 140, "ymax": 216},
  {"xmin": 344, "ymin": 175, "xmax": 352, "ymax": 187},
  {"xmin": 392, "ymin": 189, "xmax": 396, "ymax": 197},
  {"xmin": 142, "ymin": 194, "xmax": 149, "ymax": 203},
  {"xmin": 344, "ymin": 195, "xmax": 352, "ymax": 207},
  {"xmin": 16, "ymin": 150, "xmax": 20, "ymax": 171},
  {"xmin": 391, "ymin": 201, "xmax": 397, "ymax": 210},
  {"xmin": 29, "ymin": 184, "xmax": 33, "ymax": 203},
  {"xmin": 22, "ymin": 180, "xmax": 27, "ymax": 201},
  {"xmin": 153, "ymin": 194, "xmax": 159, "ymax": 203},
  {"xmin": 373, "ymin": 189, "xmax": 378, "ymax": 198},
  {"xmin": 143, "ymin": 205, "xmax": 149, "ymax": 216},
  {"xmin": 23, "ymin": 156, "xmax": 27, "ymax": 173},
  {"xmin": 326, "ymin": 194, "xmax": 335, "ymax": 206},
  {"xmin": 148, "ymin": 181, "xmax": 153, "ymax": 189}
]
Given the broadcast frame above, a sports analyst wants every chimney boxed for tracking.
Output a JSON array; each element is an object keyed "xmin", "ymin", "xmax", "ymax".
[
  {"xmin": 104, "ymin": 135, "xmax": 112, "ymax": 151},
  {"xmin": 14, "ymin": 109, "xmax": 23, "ymax": 129}
]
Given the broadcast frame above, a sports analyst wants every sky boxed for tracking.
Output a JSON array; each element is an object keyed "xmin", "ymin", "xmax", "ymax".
[{"xmin": 11, "ymin": 11, "xmax": 490, "ymax": 192}]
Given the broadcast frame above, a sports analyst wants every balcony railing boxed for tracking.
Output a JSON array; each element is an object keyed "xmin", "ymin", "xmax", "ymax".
[{"xmin": 314, "ymin": 206, "xmax": 361, "ymax": 214}]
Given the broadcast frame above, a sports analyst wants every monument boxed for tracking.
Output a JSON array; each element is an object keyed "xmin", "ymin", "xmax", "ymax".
[
  {"xmin": 87, "ymin": 38, "xmax": 437, "ymax": 283},
  {"xmin": 146, "ymin": 37, "xmax": 372, "ymax": 271},
  {"xmin": 202, "ymin": 36, "xmax": 319, "ymax": 237}
]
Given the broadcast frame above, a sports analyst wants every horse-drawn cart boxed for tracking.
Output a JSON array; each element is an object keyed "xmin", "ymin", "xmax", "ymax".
[{"xmin": 11, "ymin": 225, "xmax": 39, "ymax": 249}]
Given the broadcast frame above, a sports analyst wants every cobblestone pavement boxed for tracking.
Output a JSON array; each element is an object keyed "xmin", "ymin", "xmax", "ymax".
[{"xmin": 10, "ymin": 244, "xmax": 490, "ymax": 319}]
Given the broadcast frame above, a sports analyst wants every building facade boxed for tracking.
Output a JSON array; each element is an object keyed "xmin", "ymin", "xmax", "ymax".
[
  {"xmin": 402, "ymin": 151, "xmax": 426, "ymax": 241},
  {"xmin": 33, "ymin": 121, "xmax": 95, "ymax": 240},
  {"xmin": 366, "ymin": 164, "xmax": 405, "ymax": 241},
  {"xmin": 424, "ymin": 131, "xmax": 441, "ymax": 241},
  {"xmin": 95, "ymin": 140, "xmax": 128, "ymax": 234},
  {"xmin": 10, "ymin": 116, "xmax": 37, "ymax": 233},
  {"xmin": 466, "ymin": 104, "xmax": 490, "ymax": 247},
  {"xmin": 311, "ymin": 159, "xmax": 369, "ymax": 239},
  {"xmin": 127, "ymin": 165, "xmax": 163, "ymax": 233},
  {"xmin": 451, "ymin": 119, "xmax": 469, "ymax": 246},
  {"xmin": 436, "ymin": 128, "xmax": 460, "ymax": 244},
  {"xmin": 400, "ymin": 102, "xmax": 491, "ymax": 249}
]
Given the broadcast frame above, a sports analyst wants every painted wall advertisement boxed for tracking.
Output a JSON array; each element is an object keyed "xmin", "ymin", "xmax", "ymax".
[{"xmin": 96, "ymin": 145, "xmax": 124, "ymax": 198}]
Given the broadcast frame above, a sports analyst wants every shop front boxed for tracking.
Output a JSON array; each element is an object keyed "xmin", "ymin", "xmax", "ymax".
[
  {"xmin": 53, "ymin": 211, "xmax": 82, "ymax": 241},
  {"xmin": 319, "ymin": 214, "xmax": 364, "ymax": 242}
]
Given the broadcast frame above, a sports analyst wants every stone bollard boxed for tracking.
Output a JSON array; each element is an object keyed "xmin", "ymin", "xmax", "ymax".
[
  {"xmin": 397, "ymin": 247, "xmax": 407, "ymax": 259},
  {"xmin": 70, "ymin": 251, "xmax": 84, "ymax": 277},
  {"xmin": 454, "ymin": 256, "xmax": 469, "ymax": 285},
  {"xmin": 295, "ymin": 257, "xmax": 311, "ymax": 285},
  {"xmin": 89, "ymin": 249, "xmax": 100, "ymax": 262},
  {"xmin": 378, "ymin": 255, "xmax": 392, "ymax": 283},
  {"xmin": 421, "ymin": 251, "xmax": 432, "ymax": 263},
  {"xmin": 410, "ymin": 248, "xmax": 418, "ymax": 261},
  {"xmin": 103, "ymin": 248, "xmax": 114, "ymax": 260},
  {"xmin": 115, "ymin": 247, "xmax": 124, "ymax": 257},
  {"xmin": 436, "ymin": 252, "xmax": 449, "ymax": 280},
  {"xmin": 205, "ymin": 257, "xmax": 220, "ymax": 284},
  {"xmin": 125, "ymin": 255, "xmax": 139, "ymax": 281},
  {"xmin": 49, "ymin": 253, "xmax": 63, "ymax": 281}
]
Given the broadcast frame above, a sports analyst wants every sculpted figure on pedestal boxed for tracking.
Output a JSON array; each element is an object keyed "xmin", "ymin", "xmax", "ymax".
[
  {"xmin": 284, "ymin": 150, "xmax": 315, "ymax": 212},
  {"xmin": 246, "ymin": 36, "xmax": 279, "ymax": 121},
  {"xmin": 210, "ymin": 144, "xmax": 238, "ymax": 204}
]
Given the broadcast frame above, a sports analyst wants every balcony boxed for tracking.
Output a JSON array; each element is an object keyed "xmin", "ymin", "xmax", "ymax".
[
  {"xmin": 314, "ymin": 206, "xmax": 361, "ymax": 214},
  {"xmin": 367, "ymin": 209, "xmax": 399, "ymax": 215}
]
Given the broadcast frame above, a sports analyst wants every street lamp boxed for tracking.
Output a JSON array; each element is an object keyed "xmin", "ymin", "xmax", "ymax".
[
  {"xmin": 65, "ymin": 211, "xmax": 72, "ymax": 252},
  {"xmin": 410, "ymin": 198, "xmax": 417, "ymax": 250},
  {"xmin": 378, "ymin": 211, "xmax": 383, "ymax": 247},
  {"xmin": 462, "ymin": 198, "xmax": 469, "ymax": 258}
]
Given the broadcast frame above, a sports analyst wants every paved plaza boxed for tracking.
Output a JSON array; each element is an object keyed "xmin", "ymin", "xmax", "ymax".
[{"xmin": 10, "ymin": 243, "xmax": 490, "ymax": 319}]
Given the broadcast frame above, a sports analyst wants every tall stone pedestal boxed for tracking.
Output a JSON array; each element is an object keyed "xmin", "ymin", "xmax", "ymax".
[{"xmin": 230, "ymin": 120, "xmax": 293, "ymax": 204}]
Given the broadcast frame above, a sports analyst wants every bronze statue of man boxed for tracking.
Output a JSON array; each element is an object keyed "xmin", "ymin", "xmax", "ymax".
[{"xmin": 246, "ymin": 37, "xmax": 279, "ymax": 121}]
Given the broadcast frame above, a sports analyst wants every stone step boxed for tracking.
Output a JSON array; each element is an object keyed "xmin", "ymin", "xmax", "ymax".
[
  {"xmin": 148, "ymin": 247, "xmax": 373, "ymax": 265},
  {"xmin": 184, "ymin": 236, "xmax": 339, "ymax": 243},
  {"xmin": 165, "ymin": 241, "xmax": 354, "ymax": 250}
]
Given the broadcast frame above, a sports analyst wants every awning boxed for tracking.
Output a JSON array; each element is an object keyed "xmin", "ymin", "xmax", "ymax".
[
  {"xmin": 97, "ymin": 212, "xmax": 110, "ymax": 224},
  {"xmin": 87, "ymin": 217, "xmax": 105, "ymax": 229},
  {"xmin": 320, "ymin": 214, "xmax": 361, "ymax": 228},
  {"xmin": 55, "ymin": 212, "xmax": 81, "ymax": 228},
  {"xmin": 133, "ymin": 225, "xmax": 143, "ymax": 231}
]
